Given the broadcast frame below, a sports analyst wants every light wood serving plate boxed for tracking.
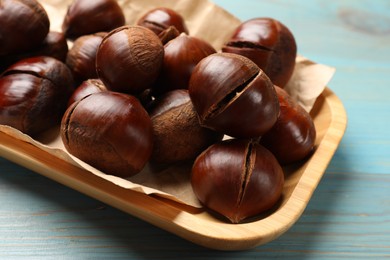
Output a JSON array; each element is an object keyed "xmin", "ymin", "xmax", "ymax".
[{"xmin": 0, "ymin": 87, "xmax": 347, "ymax": 250}]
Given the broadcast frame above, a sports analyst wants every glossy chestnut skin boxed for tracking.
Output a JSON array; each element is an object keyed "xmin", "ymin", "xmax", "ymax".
[
  {"xmin": 61, "ymin": 91, "xmax": 153, "ymax": 178},
  {"xmin": 62, "ymin": 0, "xmax": 125, "ymax": 39},
  {"xmin": 153, "ymin": 33, "xmax": 216, "ymax": 95},
  {"xmin": 66, "ymin": 32, "xmax": 107, "ymax": 83},
  {"xmin": 0, "ymin": 56, "xmax": 74, "ymax": 136},
  {"xmin": 0, "ymin": 31, "xmax": 68, "ymax": 73},
  {"xmin": 67, "ymin": 79, "xmax": 107, "ymax": 107},
  {"xmin": 222, "ymin": 18, "xmax": 297, "ymax": 88},
  {"xmin": 137, "ymin": 7, "xmax": 189, "ymax": 37},
  {"xmin": 96, "ymin": 26, "xmax": 164, "ymax": 95},
  {"xmin": 191, "ymin": 139, "xmax": 284, "ymax": 224},
  {"xmin": 189, "ymin": 53, "xmax": 280, "ymax": 138},
  {"xmin": 260, "ymin": 86, "xmax": 316, "ymax": 164},
  {"xmin": 148, "ymin": 90, "xmax": 223, "ymax": 164},
  {"xmin": 0, "ymin": 0, "xmax": 50, "ymax": 55}
]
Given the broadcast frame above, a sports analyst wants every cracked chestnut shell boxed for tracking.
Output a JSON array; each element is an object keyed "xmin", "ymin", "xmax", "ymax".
[
  {"xmin": 0, "ymin": 56, "xmax": 74, "ymax": 136},
  {"xmin": 191, "ymin": 139, "xmax": 284, "ymax": 224},
  {"xmin": 222, "ymin": 18, "xmax": 297, "ymax": 88},
  {"xmin": 260, "ymin": 86, "xmax": 316, "ymax": 164},
  {"xmin": 61, "ymin": 91, "xmax": 153, "ymax": 178},
  {"xmin": 0, "ymin": 0, "xmax": 50, "ymax": 55},
  {"xmin": 96, "ymin": 26, "xmax": 164, "ymax": 95},
  {"xmin": 189, "ymin": 53, "xmax": 279, "ymax": 138},
  {"xmin": 137, "ymin": 7, "xmax": 189, "ymax": 37},
  {"xmin": 62, "ymin": 0, "xmax": 125, "ymax": 39},
  {"xmin": 67, "ymin": 79, "xmax": 107, "ymax": 107},
  {"xmin": 149, "ymin": 89, "xmax": 223, "ymax": 164},
  {"xmin": 66, "ymin": 32, "xmax": 107, "ymax": 83},
  {"xmin": 153, "ymin": 33, "xmax": 216, "ymax": 95}
]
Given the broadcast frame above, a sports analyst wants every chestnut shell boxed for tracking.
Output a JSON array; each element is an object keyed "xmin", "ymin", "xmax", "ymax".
[
  {"xmin": 153, "ymin": 33, "xmax": 216, "ymax": 95},
  {"xmin": 61, "ymin": 91, "xmax": 153, "ymax": 178},
  {"xmin": 96, "ymin": 26, "xmax": 164, "ymax": 95},
  {"xmin": 222, "ymin": 18, "xmax": 297, "ymax": 88},
  {"xmin": 191, "ymin": 139, "xmax": 284, "ymax": 223},
  {"xmin": 260, "ymin": 86, "xmax": 316, "ymax": 164},
  {"xmin": 137, "ymin": 7, "xmax": 189, "ymax": 36},
  {"xmin": 0, "ymin": 56, "xmax": 74, "ymax": 136},
  {"xmin": 149, "ymin": 89, "xmax": 223, "ymax": 164},
  {"xmin": 62, "ymin": 0, "xmax": 125, "ymax": 39},
  {"xmin": 0, "ymin": 0, "xmax": 50, "ymax": 55},
  {"xmin": 189, "ymin": 53, "xmax": 279, "ymax": 138}
]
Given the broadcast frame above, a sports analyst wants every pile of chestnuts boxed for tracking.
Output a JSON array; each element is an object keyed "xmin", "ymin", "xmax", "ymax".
[{"xmin": 0, "ymin": 0, "xmax": 317, "ymax": 224}]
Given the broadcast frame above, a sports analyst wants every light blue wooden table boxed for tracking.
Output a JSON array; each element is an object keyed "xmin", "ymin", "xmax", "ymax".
[{"xmin": 1, "ymin": 0, "xmax": 389, "ymax": 259}]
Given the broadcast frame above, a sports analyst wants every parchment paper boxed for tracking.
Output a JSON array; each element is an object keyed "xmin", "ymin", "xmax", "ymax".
[{"xmin": 0, "ymin": 0, "xmax": 336, "ymax": 208}]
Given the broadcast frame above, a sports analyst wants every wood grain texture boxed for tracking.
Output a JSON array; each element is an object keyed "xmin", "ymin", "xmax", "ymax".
[{"xmin": 1, "ymin": 0, "xmax": 390, "ymax": 258}]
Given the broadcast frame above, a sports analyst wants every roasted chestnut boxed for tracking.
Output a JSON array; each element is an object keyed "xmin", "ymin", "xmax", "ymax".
[
  {"xmin": 62, "ymin": 0, "xmax": 125, "ymax": 39},
  {"xmin": 61, "ymin": 91, "xmax": 153, "ymax": 178},
  {"xmin": 96, "ymin": 26, "xmax": 164, "ymax": 95},
  {"xmin": 137, "ymin": 7, "xmax": 189, "ymax": 37},
  {"xmin": 222, "ymin": 18, "xmax": 297, "ymax": 88},
  {"xmin": 0, "ymin": 56, "xmax": 74, "ymax": 136},
  {"xmin": 0, "ymin": 31, "xmax": 68, "ymax": 73},
  {"xmin": 191, "ymin": 139, "xmax": 284, "ymax": 223},
  {"xmin": 67, "ymin": 79, "xmax": 107, "ymax": 107},
  {"xmin": 148, "ymin": 90, "xmax": 223, "ymax": 164},
  {"xmin": 66, "ymin": 32, "xmax": 107, "ymax": 83},
  {"xmin": 153, "ymin": 33, "xmax": 216, "ymax": 95},
  {"xmin": 260, "ymin": 86, "xmax": 316, "ymax": 164},
  {"xmin": 0, "ymin": 0, "xmax": 50, "ymax": 55},
  {"xmin": 189, "ymin": 53, "xmax": 279, "ymax": 138}
]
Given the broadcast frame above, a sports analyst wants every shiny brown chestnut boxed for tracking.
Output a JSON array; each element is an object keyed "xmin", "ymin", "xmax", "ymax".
[
  {"xmin": 260, "ymin": 86, "xmax": 316, "ymax": 164},
  {"xmin": 222, "ymin": 18, "xmax": 297, "ymax": 88},
  {"xmin": 0, "ymin": 31, "xmax": 68, "ymax": 73},
  {"xmin": 0, "ymin": 0, "xmax": 50, "ymax": 55},
  {"xmin": 189, "ymin": 53, "xmax": 280, "ymax": 138},
  {"xmin": 191, "ymin": 139, "xmax": 284, "ymax": 224},
  {"xmin": 62, "ymin": 0, "xmax": 125, "ymax": 39},
  {"xmin": 66, "ymin": 32, "xmax": 107, "ymax": 83},
  {"xmin": 148, "ymin": 89, "xmax": 223, "ymax": 165},
  {"xmin": 67, "ymin": 79, "xmax": 107, "ymax": 107},
  {"xmin": 61, "ymin": 91, "xmax": 153, "ymax": 178},
  {"xmin": 0, "ymin": 56, "xmax": 74, "ymax": 136},
  {"xmin": 153, "ymin": 33, "xmax": 216, "ymax": 95},
  {"xmin": 137, "ymin": 7, "xmax": 189, "ymax": 37},
  {"xmin": 96, "ymin": 26, "xmax": 164, "ymax": 95}
]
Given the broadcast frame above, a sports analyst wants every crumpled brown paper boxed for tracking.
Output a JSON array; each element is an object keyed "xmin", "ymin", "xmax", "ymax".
[{"xmin": 0, "ymin": 0, "xmax": 335, "ymax": 208}]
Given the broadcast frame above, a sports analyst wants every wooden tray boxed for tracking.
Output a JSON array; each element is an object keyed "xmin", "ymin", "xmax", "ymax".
[{"xmin": 0, "ymin": 87, "xmax": 347, "ymax": 250}]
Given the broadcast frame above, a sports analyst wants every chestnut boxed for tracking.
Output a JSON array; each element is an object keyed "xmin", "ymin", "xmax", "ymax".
[
  {"xmin": 66, "ymin": 32, "xmax": 107, "ymax": 83},
  {"xmin": 137, "ymin": 7, "xmax": 189, "ymax": 37},
  {"xmin": 153, "ymin": 33, "xmax": 216, "ymax": 95},
  {"xmin": 260, "ymin": 86, "xmax": 316, "ymax": 164},
  {"xmin": 62, "ymin": 0, "xmax": 125, "ymax": 39},
  {"xmin": 0, "ymin": 0, "xmax": 50, "ymax": 55},
  {"xmin": 222, "ymin": 18, "xmax": 297, "ymax": 88},
  {"xmin": 96, "ymin": 26, "xmax": 164, "ymax": 95},
  {"xmin": 189, "ymin": 53, "xmax": 279, "ymax": 138},
  {"xmin": 61, "ymin": 91, "xmax": 153, "ymax": 178},
  {"xmin": 0, "ymin": 56, "xmax": 74, "ymax": 136},
  {"xmin": 0, "ymin": 31, "xmax": 68, "ymax": 73},
  {"xmin": 67, "ymin": 79, "xmax": 107, "ymax": 107},
  {"xmin": 191, "ymin": 139, "xmax": 284, "ymax": 224},
  {"xmin": 148, "ymin": 89, "xmax": 223, "ymax": 165}
]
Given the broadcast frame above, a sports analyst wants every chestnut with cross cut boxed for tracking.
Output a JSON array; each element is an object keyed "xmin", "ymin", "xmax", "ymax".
[
  {"xmin": 188, "ymin": 52, "xmax": 280, "ymax": 139},
  {"xmin": 191, "ymin": 139, "xmax": 284, "ymax": 224}
]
